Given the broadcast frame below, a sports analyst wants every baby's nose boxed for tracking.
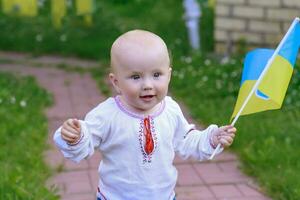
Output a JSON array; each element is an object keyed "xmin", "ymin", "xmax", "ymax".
[{"xmin": 142, "ymin": 79, "xmax": 153, "ymax": 90}]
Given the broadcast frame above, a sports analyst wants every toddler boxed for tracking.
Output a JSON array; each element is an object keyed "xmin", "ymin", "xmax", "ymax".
[{"xmin": 53, "ymin": 30, "xmax": 236, "ymax": 200}]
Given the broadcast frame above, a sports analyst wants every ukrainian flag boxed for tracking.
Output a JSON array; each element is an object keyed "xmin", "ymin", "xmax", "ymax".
[
  {"xmin": 231, "ymin": 18, "xmax": 300, "ymax": 120},
  {"xmin": 51, "ymin": 0, "xmax": 66, "ymax": 28},
  {"xmin": 2, "ymin": 0, "xmax": 38, "ymax": 16},
  {"xmin": 75, "ymin": 0, "xmax": 94, "ymax": 25}
]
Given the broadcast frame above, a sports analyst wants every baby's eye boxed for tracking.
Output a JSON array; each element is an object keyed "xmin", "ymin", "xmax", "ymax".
[
  {"xmin": 153, "ymin": 72, "xmax": 161, "ymax": 78},
  {"xmin": 131, "ymin": 75, "xmax": 140, "ymax": 80}
]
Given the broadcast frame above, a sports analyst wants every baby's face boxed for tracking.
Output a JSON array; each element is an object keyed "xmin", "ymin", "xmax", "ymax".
[{"xmin": 110, "ymin": 31, "xmax": 171, "ymax": 114}]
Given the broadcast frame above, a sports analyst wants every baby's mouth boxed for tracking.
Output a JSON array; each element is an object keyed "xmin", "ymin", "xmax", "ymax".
[{"xmin": 140, "ymin": 95, "xmax": 156, "ymax": 99}]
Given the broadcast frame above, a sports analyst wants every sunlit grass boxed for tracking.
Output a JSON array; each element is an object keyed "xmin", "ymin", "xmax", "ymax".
[
  {"xmin": 171, "ymin": 55, "xmax": 300, "ymax": 200},
  {"xmin": 1, "ymin": 0, "xmax": 300, "ymax": 199},
  {"xmin": 0, "ymin": 72, "xmax": 58, "ymax": 200}
]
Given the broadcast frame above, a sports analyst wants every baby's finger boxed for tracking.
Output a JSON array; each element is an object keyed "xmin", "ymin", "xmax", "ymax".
[
  {"xmin": 227, "ymin": 127, "xmax": 237, "ymax": 134},
  {"xmin": 219, "ymin": 126, "xmax": 234, "ymax": 134},
  {"xmin": 219, "ymin": 125, "xmax": 232, "ymax": 130},
  {"xmin": 219, "ymin": 138, "xmax": 232, "ymax": 147},
  {"xmin": 61, "ymin": 134, "xmax": 76, "ymax": 143},
  {"xmin": 67, "ymin": 119, "xmax": 80, "ymax": 131},
  {"xmin": 63, "ymin": 125, "xmax": 80, "ymax": 136},
  {"xmin": 62, "ymin": 129, "xmax": 79, "ymax": 140},
  {"xmin": 73, "ymin": 119, "xmax": 81, "ymax": 129}
]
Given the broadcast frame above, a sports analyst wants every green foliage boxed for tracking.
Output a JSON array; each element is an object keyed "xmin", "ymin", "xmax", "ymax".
[
  {"xmin": 0, "ymin": 0, "xmax": 216, "ymax": 59},
  {"xmin": 2, "ymin": 0, "xmax": 300, "ymax": 199},
  {"xmin": 0, "ymin": 72, "xmax": 58, "ymax": 200},
  {"xmin": 0, "ymin": 0, "xmax": 192, "ymax": 60},
  {"xmin": 171, "ymin": 55, "xmax": 300, "ymax": 200},
  {"xmin": 199, "ymin": 1, "xmax": 215, "ymax": 52}
]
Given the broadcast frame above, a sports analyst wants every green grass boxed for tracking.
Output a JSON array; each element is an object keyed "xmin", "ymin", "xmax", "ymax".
[
  {"xmin": 171, "ymin": 55, "xmax": 300, "ymax": 200},
  {"xmin": 1, "ymin": 0, "xmax": 300, "ymax": 199},
  {"xmin": 0, "ymin": 0, "xmax": 185, "ymax": 59},
  {"xmin": 0, "ymin": 72, "xmax": 58, "ymax": 200},
  {"xmin": 0, "ymin": 0, "xmax": 215, "ymax": 60}
]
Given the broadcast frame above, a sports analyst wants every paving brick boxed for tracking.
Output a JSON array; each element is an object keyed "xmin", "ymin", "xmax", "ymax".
[
  {"xmin": 223, "ymin": 197, "xmax": 271, "ymax": 200},
  {"xmin": 213, "ymin": 150, "xmax": 237, "ymax": 162},
  {"xmin": 62, "ymin": 193, "xmax": 95, "ymax": 200},
  {"xmin": 0, "ymin": 55, "xmax": 272, "ymax": 200},
  {"xmin": 64, "ymin": 180, "xmax": 92, "ymax": 195},
  {"xmin": 237, "ymin": 184, "xmax": 267, "ymax": 197},
  {"xmin": 218, "ymin": 161, "xmax": 241, "ymax": 172},
  {"xmin": 88, "ymin": 169, "xmax": 99, "ymax": 190},
  {"xmin": 194, "ymin": 162, "xmax": 248, "ymax": 184},
  {"xmin": 176, "ymin": 185, "xmax": 215, "ymax": 199},
  {"xmin": 177, "ymin": 164, "xmax": 204, "ymax": 186},
  {"xmin": 45, "ymin": 149, "xmax": 65, "ymax": 169},
  {"xmin": 64, "ymin": 159, "xmax": 89, "ymax": 171},
  {"xmin": 210, "ymin": 185, "xmax": 243, "ymax": 198}
]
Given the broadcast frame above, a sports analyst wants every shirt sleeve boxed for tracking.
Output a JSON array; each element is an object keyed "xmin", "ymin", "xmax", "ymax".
[
  {"xmin": 53, "ymin": 100, "xmax": 111, "ymax": 163},
  {"xmin": 169, "ymin": 98, "xmax": 223, "ymax": 160}
]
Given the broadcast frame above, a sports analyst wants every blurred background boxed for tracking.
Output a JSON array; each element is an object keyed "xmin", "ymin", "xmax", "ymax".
[{"xmin": 1, "ymin": 0, "xmax": 300, "ymax": 199}]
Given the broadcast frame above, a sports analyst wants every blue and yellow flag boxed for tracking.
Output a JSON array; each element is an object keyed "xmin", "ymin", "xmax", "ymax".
[
  {"xmin": 51, "ymin": 0, "xmax": 66, "ymax": 28},
  {"xmin": 75, "ymin": 0, "xmax": 94, "ymax": 26},
  {"xmin": 2, "ymin": 0, "xmax": 38, "ymax": 16},
  {"xmin": 231, "ymin": 18, "xmax": 300, "ymax": 120}
]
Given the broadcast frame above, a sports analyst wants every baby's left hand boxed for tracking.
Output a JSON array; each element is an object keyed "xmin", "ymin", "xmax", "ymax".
[{"xmin": 211, "ymin": 125, "xmax": 236, "ymax": 148}]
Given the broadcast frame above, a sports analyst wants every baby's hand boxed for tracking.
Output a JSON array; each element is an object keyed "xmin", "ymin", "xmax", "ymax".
[
  {"xmin": 211, "ymin": 125, "xmax": 236, "ymax": 148},
  {"xmin": 61, "ymin": 118, "xmax": 81, "ymax": 144}
]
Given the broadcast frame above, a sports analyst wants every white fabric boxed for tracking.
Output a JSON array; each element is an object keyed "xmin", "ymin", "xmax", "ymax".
[{"xmin": 53, "ymin": 96, "xmax": 223, "ymax": 200}]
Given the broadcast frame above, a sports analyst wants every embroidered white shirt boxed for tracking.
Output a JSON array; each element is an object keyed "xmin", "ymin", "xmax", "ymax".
[{"xmin": 53, "ymin": 96, "xmax": 223, "ymax": 200}]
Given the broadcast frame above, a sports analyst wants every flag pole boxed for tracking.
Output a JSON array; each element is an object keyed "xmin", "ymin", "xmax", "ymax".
[{"xmin": 209, "ymin": 17, "xmax": 300, "ymax": 160}]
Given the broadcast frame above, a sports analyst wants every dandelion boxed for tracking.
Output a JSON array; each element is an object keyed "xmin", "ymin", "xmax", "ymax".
[
  {"xmin": 38, "ymin": 0, "xmax": 46, "ymax": 7},
  {"xmin": 197, "ymin": 69, "xmax": 203, "ymax": 76},
  {"xmin": 187, "ymin": 65, "xmax": 193, "ymax": 72},
  {"xmin": 36, "ymin": 34, "xmax": 43, "ymax": 42},
  {"xmin": 184, "ymin": 57, "xmax": 192, "ymax": 64},
  {"xmin": 60, "ymin": 34, "xmax": 67, "ymax": 42},
  {"xmin": 175, "ymin": 38, "xmax": 182, "ymax": 45},
  {"xmin": 10, "ymin": 96, "xmax": 16, "ymax": 104},
  {"xmin": 220, "ymin": 56, "xmax": 229, "ymax": 65},
  {"xmin": 196, "ymin": 81, "xmax": 203, "ymax": 89},
  {"xmin": 204, "ymin": 59, "xmax": 211, "ymax": 66},
  {"xmin": 178, "ymin": 72, "xmax": 185, "ymax": 79},
  {"xmin": 180, "ymin": 56, "xmax": 186, "ymax": 62},
  {"xmin": 222, "ymin": 73, "xmax": 228, "ymax": 79},
  {"xmin": 230, "ymin": 71, "xmax": 238, "ymax": 78},
  {"xmin": 230, "ymin": 59, "xmax": 236, "ymax": 65},
  {"xmin": 20, "ymin": 100, "xmax": 27, "ymax": 107},
  {"xmin": 172, "ymin": 70, "xmax": 178, "ymax": 77},
  {"xmin": 191, "ymin": 71, "xmax": 198, "ymax": 77},
  {"xmin": 215, "ymin": 80, "xmax": 222, "ymax": 90},
  {"xmin": 228, "ymin": 82, "xmax": 234, "ymax": 92},
  {"xmin": 202, "ymin": 76, "xmax": 208, "ymax": 82},
  {"xmin": 66, "ymin": 0, "xmax": 73, "ymax": 7}
]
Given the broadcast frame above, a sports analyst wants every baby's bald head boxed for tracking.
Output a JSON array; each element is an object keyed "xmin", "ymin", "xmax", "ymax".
[{"xmin": 110, "ymin": 30, "xmax": 170, "ymax": 73}]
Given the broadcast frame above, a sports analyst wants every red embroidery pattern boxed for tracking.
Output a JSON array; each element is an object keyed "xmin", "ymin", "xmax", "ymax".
[
  {"xmin": 144, "ymin": 117, "xmax": 154, "ymax": 155},
  {"xmin": 138, "ymin": 116, "xmax": 157, "ymax": 163}
]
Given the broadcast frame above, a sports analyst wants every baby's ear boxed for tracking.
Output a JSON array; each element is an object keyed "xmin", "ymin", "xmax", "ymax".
[
  {"xmin": 168, "ymin": 67, "xmax": 172, "ymax": 80},
  {"xmin": 109, "ymin": 73, "xmax": 121, "ymax": 94}
]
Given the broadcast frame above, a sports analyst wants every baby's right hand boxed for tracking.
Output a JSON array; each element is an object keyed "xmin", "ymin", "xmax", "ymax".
[{"xmin": 61, "ymin": 118, "xmax": 81, "ymax": 144}]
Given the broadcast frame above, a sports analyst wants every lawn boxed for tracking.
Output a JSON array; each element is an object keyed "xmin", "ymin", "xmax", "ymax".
[
  {"xmin": 1, "ymin": 0, "xmax": 300, "ymax": 199},
  {"xmin": 171, "ymin": 56, "xmax": 300, "ymax": 200},
  {"xmin": 0, "ymin": 72, "xmax": 58, "ymax": 200}
]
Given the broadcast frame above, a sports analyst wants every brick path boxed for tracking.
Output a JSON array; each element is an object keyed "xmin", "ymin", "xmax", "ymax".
[{"xmin": 0, "ymin": 52, "xmax": 271, "ymax": 200}]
